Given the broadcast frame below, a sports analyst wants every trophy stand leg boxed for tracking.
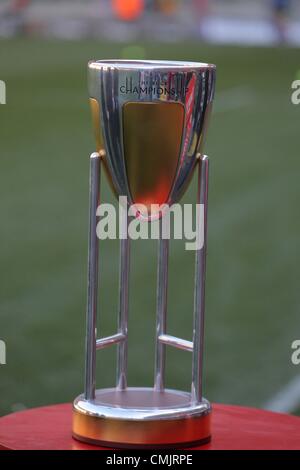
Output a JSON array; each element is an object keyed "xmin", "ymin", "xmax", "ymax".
[
  {"xmin": 192, "ymin": 155, "xmax": 209, "ymax": 404},
  {"xmin": 84, "ymin": 152, "xmax": 101, "ymax": 401},
  {"xmin": 154, "ymin": 224, "xmax": 169, "ymax": 391},
  {"xmin": 73, "ymin": 154, "xmax": 211, "ymax": 448},
  {"xmin": 116, "ymin": 209, "xmax": 130, "ymax": 391}
]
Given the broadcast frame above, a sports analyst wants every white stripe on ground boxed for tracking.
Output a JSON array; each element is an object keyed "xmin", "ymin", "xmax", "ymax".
[
  {"xmin": 214, "ymin": 86, "xmax": 257, "ymax": 114},
  {"xmin": 264, "ymin": 376, "xmax": 300, "ymax": 413}
]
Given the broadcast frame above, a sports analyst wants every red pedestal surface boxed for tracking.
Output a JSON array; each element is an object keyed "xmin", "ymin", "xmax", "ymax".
[{"xmin": 0, "ymin": 403, "xmax": 299, "ymax": 450}]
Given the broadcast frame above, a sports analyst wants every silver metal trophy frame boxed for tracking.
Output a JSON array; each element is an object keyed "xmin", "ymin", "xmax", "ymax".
[{"xmin": 72, "ymin": 60, "xmax": 216, "ymax": 448}]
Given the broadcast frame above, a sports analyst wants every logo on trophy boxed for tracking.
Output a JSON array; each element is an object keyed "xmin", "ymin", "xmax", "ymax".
[{"xmin": 72, "ymin": 60, "xmax": 216, "ymax": 448}]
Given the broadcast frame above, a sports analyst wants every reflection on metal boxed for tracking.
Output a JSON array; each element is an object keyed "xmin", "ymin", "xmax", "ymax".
[
  {"xmin": 88, "ymin": 60, "xmax": 215, "ymax": 219},
  {"xmin": 123, "ymin": 101, "xmax": 184, "ymax": 210}
]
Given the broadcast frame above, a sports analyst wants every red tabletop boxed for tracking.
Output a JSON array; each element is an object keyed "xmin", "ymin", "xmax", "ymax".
[{"xmin": 0, "ymin": 403, "xmax": 299, "ymax": 450}]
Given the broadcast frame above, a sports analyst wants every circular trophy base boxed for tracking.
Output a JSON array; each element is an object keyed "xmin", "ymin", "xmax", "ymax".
[{"xmin": 72, "ymin": 387, "xmax": 211, "ymax": 448}]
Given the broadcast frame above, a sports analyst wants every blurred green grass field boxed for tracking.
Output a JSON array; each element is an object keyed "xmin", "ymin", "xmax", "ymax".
[{"xmin": 0, "ymin": 39, "xmax": 300, "ymax": 416}]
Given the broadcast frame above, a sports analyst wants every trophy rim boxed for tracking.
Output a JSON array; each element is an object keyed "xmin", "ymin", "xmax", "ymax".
[{"xmin": 88, "ymin": 59, "xmax": 216, "ymax": 71}]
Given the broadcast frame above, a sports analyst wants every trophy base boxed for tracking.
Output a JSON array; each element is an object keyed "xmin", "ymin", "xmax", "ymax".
[{"xmin": 72, "ymin": 387, "xmax": 211, "ymax": 448}]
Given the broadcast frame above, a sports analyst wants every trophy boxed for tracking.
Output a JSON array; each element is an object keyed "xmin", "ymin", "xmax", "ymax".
[{"xmin": 72, "ymin": 60, "xmax": 216, "ymax": 448}]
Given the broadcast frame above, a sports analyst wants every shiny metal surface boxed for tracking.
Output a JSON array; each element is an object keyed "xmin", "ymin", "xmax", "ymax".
[
  {"xmin": 74, "ymin": 388, "xmax": 211, "ymax": 420},
  {"xmin": 73, "ymin": 387, "xmax": 211, "ymax": 447},
  {"xmin": 96, "ymin": 333, "xmax": 125, "ymax": 350},
  {"xmin": 116, "ymin": 210, "xmax": 130, "ymax": 390},
  {"xmin": 84, "ymin": 153, "xmax": 131, "ymax": 396},
  {"xmin": 84, "ymin": 152, "xmax": 101, "ymax": 401},
  {"xmin": 154, "ymin": 225, "xmax": 169, "ymax": 391},
  {"xmin": 123, "ymin": 102, "xmax": 184, "ymax": 210},
  {"xmin": 158, "ymin": 334, "xmax": 193, "ymax": 352},
  {"xmin": 89, "ymin": 98, "xmax": 104, "ymax": 154},
  {"xmin": 191, "ymin": 155, "xmax": 209, "ymax": 404},
  {"xmin": 88, "ymin": 59, "xmax": 216, "ymax": 219},
  {"xmin": 75, "ymin": 60, "xmax": 216, "ymax": 448}
]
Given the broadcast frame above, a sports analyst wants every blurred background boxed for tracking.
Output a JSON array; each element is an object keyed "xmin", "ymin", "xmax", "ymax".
[
  {"xmin": 0, "ymin": 0, "xmax": 300, "ymax": 418},
  {"xmin": 1, "ymin": 0, "xmax": 300, "ymax": 44}
]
